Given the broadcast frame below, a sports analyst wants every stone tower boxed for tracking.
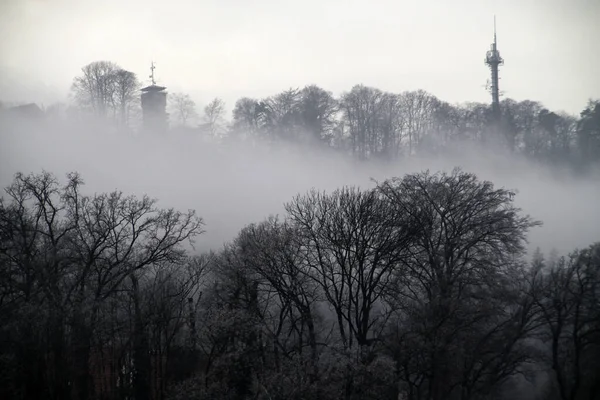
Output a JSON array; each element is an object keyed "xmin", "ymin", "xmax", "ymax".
[{"xmin": 141, "ymin": 62, "xmax": 168, "ymax": 133}]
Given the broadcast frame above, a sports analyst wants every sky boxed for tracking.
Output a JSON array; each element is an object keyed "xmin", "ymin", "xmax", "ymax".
[{"xmin": 0, "ymin": 0, "xmax": 598, "ymax": 115}]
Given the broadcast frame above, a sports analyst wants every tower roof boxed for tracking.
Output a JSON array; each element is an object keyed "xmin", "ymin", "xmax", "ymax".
[{"xmin": 141, "ymin": 84, "xmax": 167, "ymax": 92}]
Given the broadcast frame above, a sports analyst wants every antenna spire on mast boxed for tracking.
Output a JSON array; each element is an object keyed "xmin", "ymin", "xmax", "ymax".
[{"xmin": 494, "ymin": 15, "xmax": 497, "ymax": 46}]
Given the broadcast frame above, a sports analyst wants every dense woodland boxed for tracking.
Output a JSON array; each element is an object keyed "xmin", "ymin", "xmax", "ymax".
[
  {"xmin": 1, "ymin": 61, "xmax": 599, "ymax": 400},
  {"xmin": 1, "ymin": 169, "xmax": 599, "ymax": 400}
]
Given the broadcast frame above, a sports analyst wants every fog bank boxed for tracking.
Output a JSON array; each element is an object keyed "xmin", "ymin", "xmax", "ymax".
[{"xmin": 1, "ymin": 116, "xmax": 599, "ymax": 256}]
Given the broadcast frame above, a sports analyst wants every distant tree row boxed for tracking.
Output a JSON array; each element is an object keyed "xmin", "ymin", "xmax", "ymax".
[
  {"xmin": 1, "ymin": 170, "xmax": 599, "ymax": 400},
  {"xmin": 69, "ymin": 61, "xmax": 227, "ymax": 133},
  {"xmin": 64, "ymin": 60, "xmax": 600, "ymax": 171},
  {"xmin": 229, "ymin": 86, "xmax": 600, "ymax": 170}
]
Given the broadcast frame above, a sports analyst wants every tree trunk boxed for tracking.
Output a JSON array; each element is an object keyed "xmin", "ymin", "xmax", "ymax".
[
  {"xmin": 305, "ymin": 309, "xmax": 319, "ymax": 382},
  {"xmin": 49, "ymin": 312, "xmax": 69, "ymax": 400},
  {"xmin": 131, "ymin": 274, "xmax": 151, "ymax": 400},
  {"xmin": 71, "ymin": 314, "xmax": 92, "ymax": 400}
]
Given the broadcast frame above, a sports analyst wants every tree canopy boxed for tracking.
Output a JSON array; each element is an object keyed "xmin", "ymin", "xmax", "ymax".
[{"xmin": 2, "ymin": 169, "xmax": 597, "ymax": 400}]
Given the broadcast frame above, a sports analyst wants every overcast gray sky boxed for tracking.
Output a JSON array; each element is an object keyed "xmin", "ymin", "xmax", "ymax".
[{"xmin": 1, "ymin": 0, "xmax": 598, "ymax": 115}]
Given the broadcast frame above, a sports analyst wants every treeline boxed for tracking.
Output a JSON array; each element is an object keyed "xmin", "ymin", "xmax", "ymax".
[
  {"xmin": 229, "ymin": 87, "xmax": 600, "ymax": 169},
  {"xmin": 55, "ymin": 61, "xmax": 600, "ymax": 171},
  {"xmin": 1, "ymin": 170, "xmax": 599, "ymax": 400}
]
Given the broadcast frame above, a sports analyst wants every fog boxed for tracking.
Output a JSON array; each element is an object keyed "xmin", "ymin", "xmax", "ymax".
[{"xmin": 1, "ymin": 115, "xmax": 598, "ymax": 257}]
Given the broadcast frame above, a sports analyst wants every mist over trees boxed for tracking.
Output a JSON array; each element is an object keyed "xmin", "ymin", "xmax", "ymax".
[
  {"xmin": 203, "ymin": 97, "xmax": 227, "ymax": 137},
  {"xmin": 4, "ymin": 59, "xmax": 596, "ymax": 173},
  {"xmin": 170, "ymin": 93, "xmax": 198, "ymax": 127},
  {"xmin": 1, "ymin": 169, "xmax": 598, "ymax": 400},
  {"xmin": 228, "ymin": 85, "xmax": 599, "ymax": 172},
  {"xmin": 1, "ymin": 59, "xmax": 599, "ymax": 400}
]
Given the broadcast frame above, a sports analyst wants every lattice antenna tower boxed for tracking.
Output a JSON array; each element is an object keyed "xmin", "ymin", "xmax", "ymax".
[{"xmin": 485, "ymin": 16, "xmax": 504, "ymax": 116}]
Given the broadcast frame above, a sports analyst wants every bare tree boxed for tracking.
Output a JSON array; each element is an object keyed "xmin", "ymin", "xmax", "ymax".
[
  {"xmin": 376, "ymin": 169, "xmax": 541, "ymax": 400},
  {"xmin": 285, "ymin": 187, "xmax": 416, "ymax": 351},
  {"xmin": 71, "ymin": 61, "xmax": 139, "ymax": 126},
  {"xmin": 0, "ymin": 171, "xmax": 204, "ymax": 400},
  {"xmin": 398, "ymin": 89, "xmax": 437, "ymax": 155},
  {"xmin": 112, "ymin": 69, "xmax": 140, "ymax": 127},
  {"xmin": 235, "ymin": 217, "xmax": 321, "ymax": 377},
  {"xmin": 528, "ymin": 244, "xmax": 600, "ymax": 400},
  {"xmin": 501, "ymin": 99, "xmax": 544, "ymax": 155},
  {"xmin": 298, "ymin": 85, "xmax": 339, "ymax": 144},
  {"xmin": 377, "ymin": 92, "xmax": 405, "ymax": 159},
  {"xmin": 203, "ymin": 97, "xmax": 226, "ymax": 137},
  {"xmin": 72, "ymin": 61, "xmax": 118, "ymax": 117},
  {"xmin": 576, "ymin": 100, "xmax": 600, "ymax": 166},
  {"xmin": 169, "ymin": 93, "xmax": 198, "ymax": 127},
  {"xmin": 260, "ymin": 89, "xmax": 301, "ymax": 141},
  {"xmin": 340, "ymin": 85, "xmax": 385, "ymax": 160},
  {"xmin": 198, "ymin": 247, "xmax": 266, "ymax": 399},
  {"xmin": 231, "ymin": 97, "xmax": 263, "ymax": 139}
]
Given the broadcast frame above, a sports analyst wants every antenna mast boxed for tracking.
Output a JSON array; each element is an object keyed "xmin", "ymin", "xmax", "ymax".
[{"xmin": 485, "ymin": 15, "xmax": 504, "ymax": 117}]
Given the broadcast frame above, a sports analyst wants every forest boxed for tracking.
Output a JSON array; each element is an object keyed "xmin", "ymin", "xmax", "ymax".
[{"xmin": 0, "ymin": 60, "xmax": 599, "ymax": 400}]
